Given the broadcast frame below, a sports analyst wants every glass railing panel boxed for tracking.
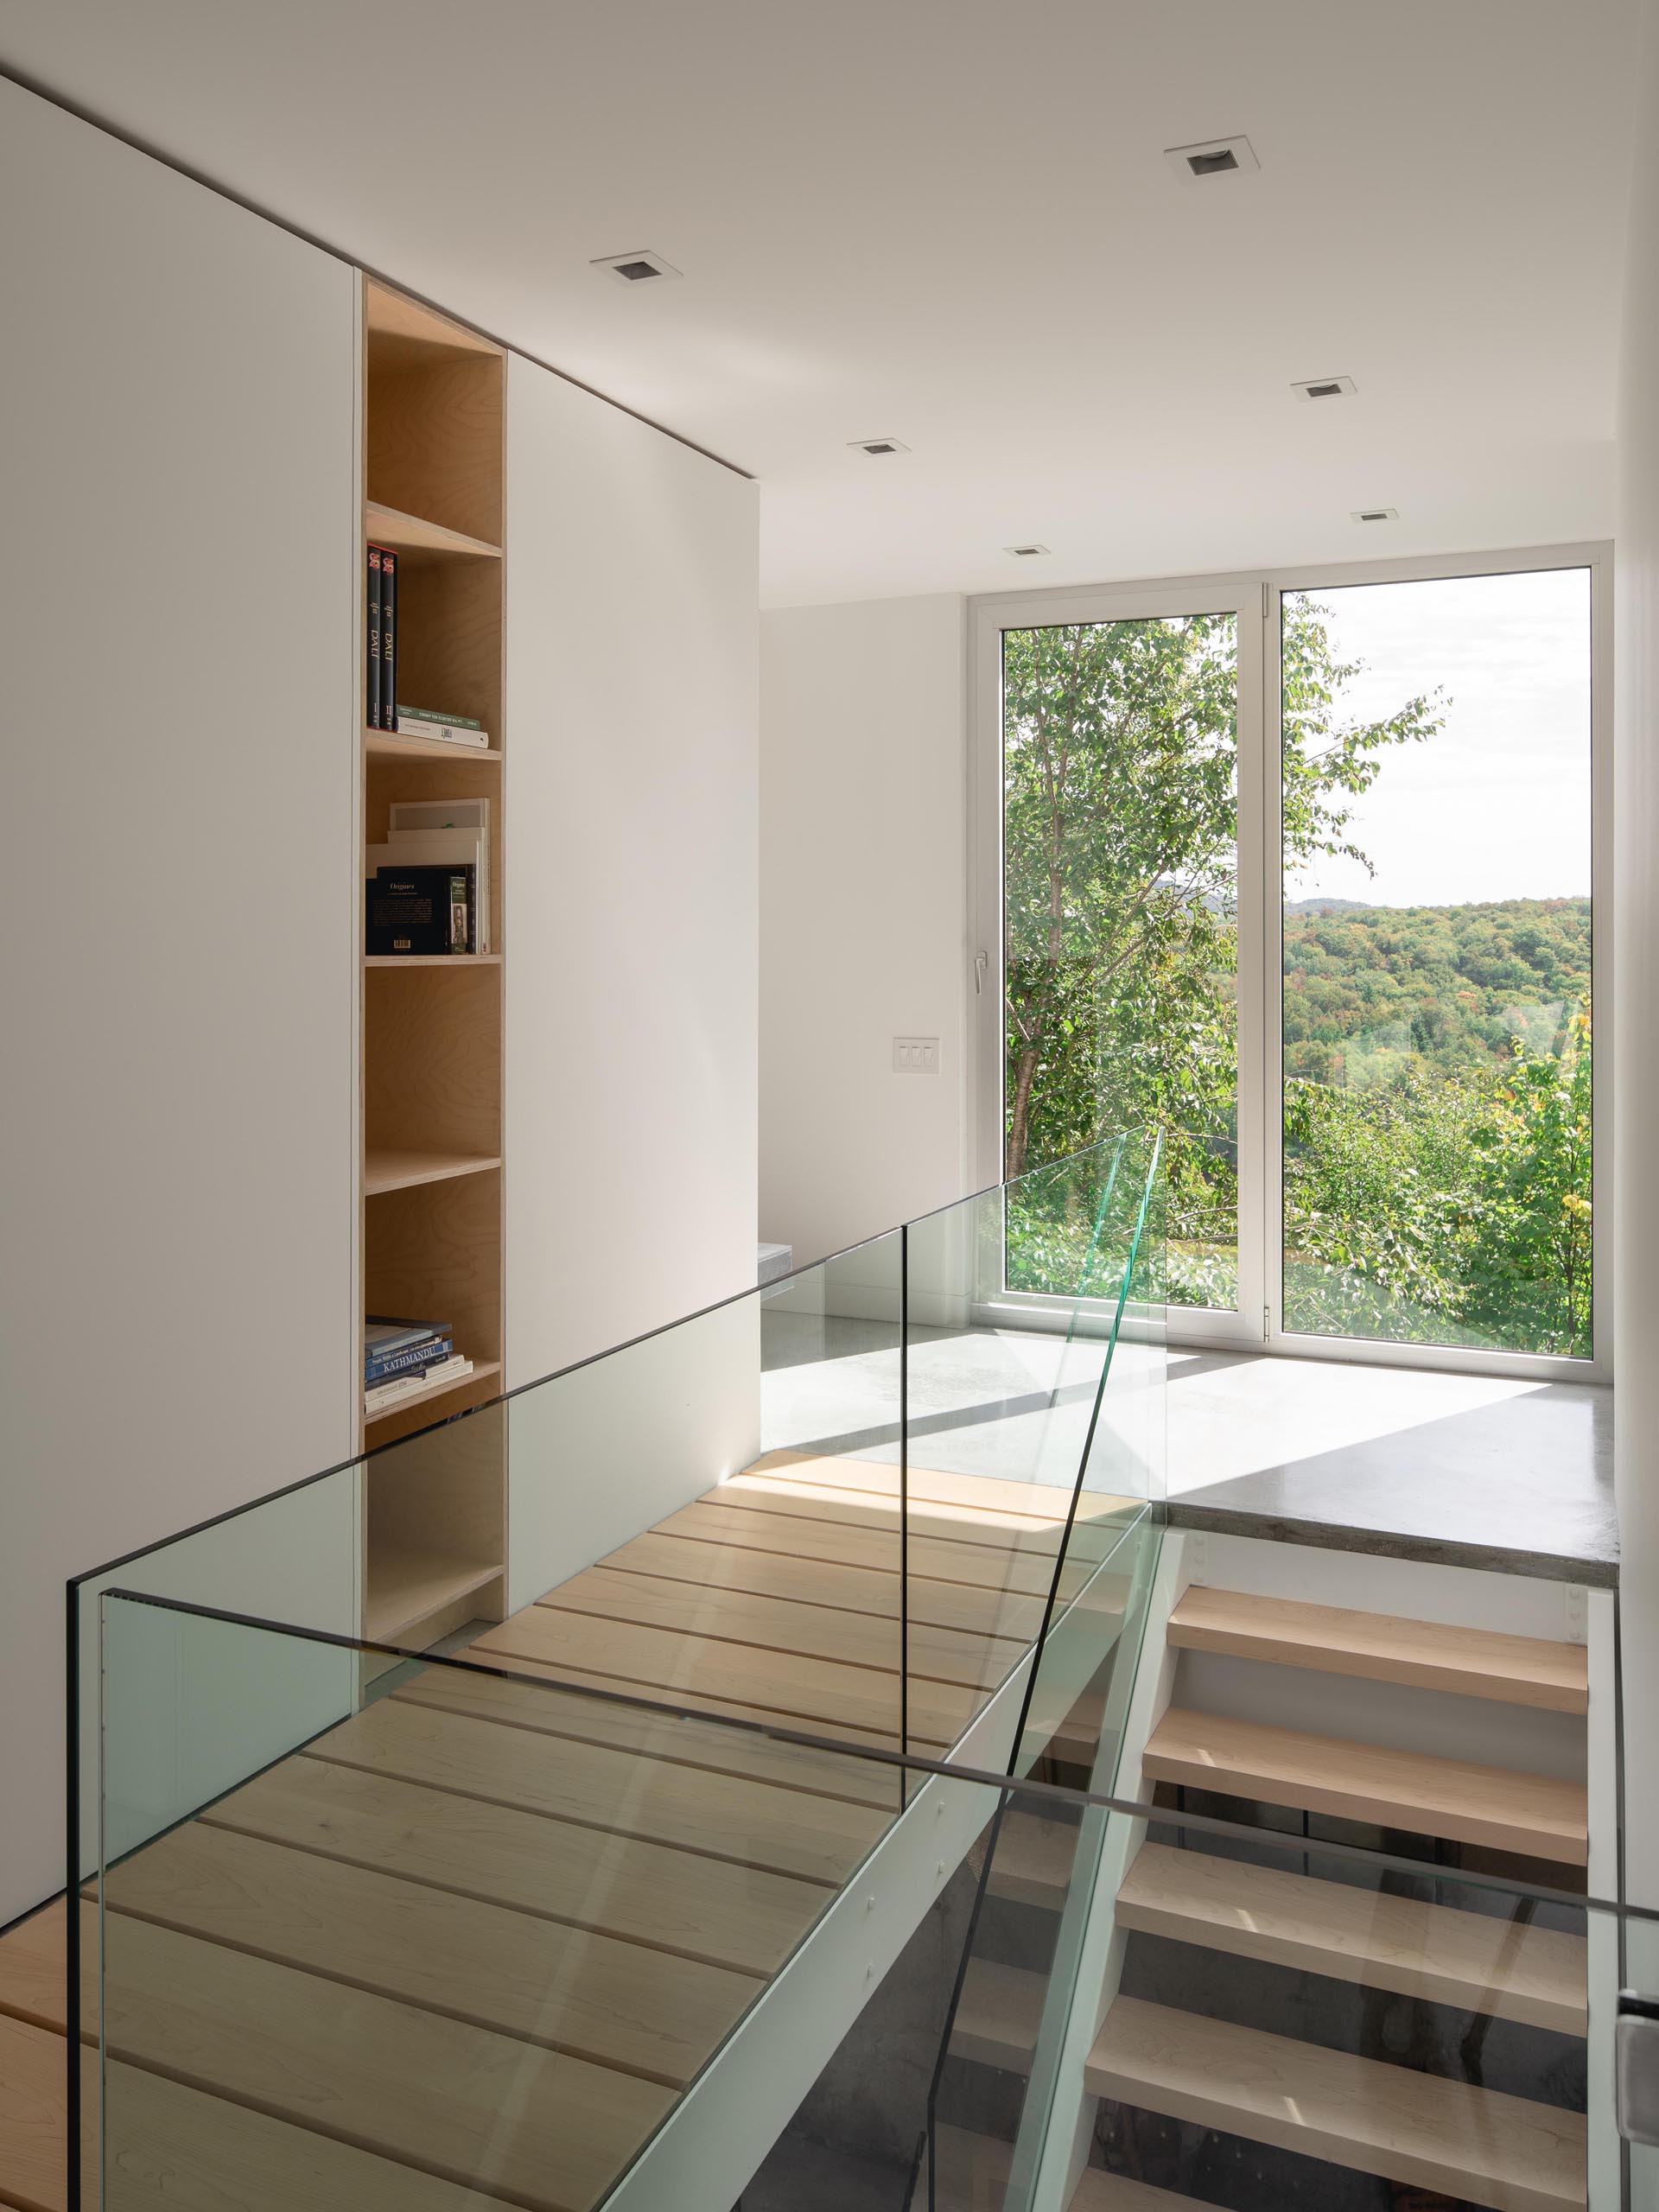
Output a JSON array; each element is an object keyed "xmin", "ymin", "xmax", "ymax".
[
  {"xmin": 921, "ymin": 1799, "xmax": 1624, "ymax": 2212},
  {"xmin": 500, "ymin": 1231, "xmax": 906, "ymax": 1763},
  {"xmin": 86, "ymin": 1589, "xmax": 1637, "ymax": 2212},
  {"xmin": 86, "ymin": 1592, "xmax": 1104, "ymax": 2212},
  {"xmin": 897, "ymin": 1138, "xmax": 1156, "ymax": 1736}
]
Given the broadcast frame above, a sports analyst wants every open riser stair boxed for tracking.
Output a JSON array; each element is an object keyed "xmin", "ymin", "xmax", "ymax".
[{"xmin": 934, "ymin": 1580, "xmax": 1594, "ymax": 2212}]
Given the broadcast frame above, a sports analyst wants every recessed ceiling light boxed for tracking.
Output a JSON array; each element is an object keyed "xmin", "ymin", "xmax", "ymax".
[
  {"xmin": 1006, "ymin": 543, "xmax": 1051, "ymax": 558},
  {"xmin": 849, "ymin": 437, "xmax": 911, "ymax": 456},
  {"xmin": 1293, "ymin": 375, "xmax": 1358, "ymax": 401},
  {"xmin": 1165, "ymin": 135, "xmax": 1260, "ymax": 181},
  {"xmin": 1352, "ymin": 506, "xmax": 1400, "ymax": 523},
  {"xmin": 591, "ymin": 250, "xmax": 682, "ymax": 286}
]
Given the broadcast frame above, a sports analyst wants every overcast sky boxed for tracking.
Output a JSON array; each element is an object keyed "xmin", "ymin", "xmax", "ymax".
[{"xmin": 1285, "ymin": 566, "xmax": 1592, "ymax": 908}]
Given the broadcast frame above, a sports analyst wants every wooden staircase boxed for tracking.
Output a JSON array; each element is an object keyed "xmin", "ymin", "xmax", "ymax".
[{"xmin": 943, "ymin": 1584, "xmax": 1592, "ymax": 2212}]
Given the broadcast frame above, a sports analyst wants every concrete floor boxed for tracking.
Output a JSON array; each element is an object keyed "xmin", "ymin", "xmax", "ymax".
[
  {"xmin": 759, "ymin": 1312, "xmax": 1615, "ymax": 1585},
  {"xmin": 1165, "ymin": 1347, "xmax": 1616, "ymax": 1583}
]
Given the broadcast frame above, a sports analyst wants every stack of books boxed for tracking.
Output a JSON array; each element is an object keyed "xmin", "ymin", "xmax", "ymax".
[
  {"xmin": 364, "ymin": 1316, "xmax": 473, "ymax": 1418},
  {"xmin": 366, "ymin": 794, "xmax": 490, "ymax": 955}
]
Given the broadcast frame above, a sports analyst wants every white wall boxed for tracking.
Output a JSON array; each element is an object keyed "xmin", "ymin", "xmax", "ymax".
[
  {"xmin": 504, "ymin": 355, "xmax": 760, "ymax": 1385},
  {"xmin": 760, "ymin": 594, "xmax": 969, "ymax": 1265},
  {"xmin": 1618, "ymin": 0, "xmax": 1659, "ymax": 1920},
  {"xmin": 0, "ymin": 80, "xmax": 359, "ymax": 1923}
]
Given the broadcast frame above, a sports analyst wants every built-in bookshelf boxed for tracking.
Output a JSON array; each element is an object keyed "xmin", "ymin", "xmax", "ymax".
[{"xmin": 360, "ymin": 278, "xmax": 507, "ymax": 1649}]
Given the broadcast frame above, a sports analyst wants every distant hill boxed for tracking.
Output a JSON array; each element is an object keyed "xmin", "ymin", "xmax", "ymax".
[{"xmin": 1283, "ymin": 897, "xmax": 1591, "ymax": 1084}]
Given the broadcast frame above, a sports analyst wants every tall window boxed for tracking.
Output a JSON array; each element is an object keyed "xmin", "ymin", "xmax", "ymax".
[
  {"xmin": 1280, "ymin": 570, "xmax": 1592, "ymax": 1357},
  {"xmin": 979, "ymin": 552, "xmax": 1602, "ymax": 1370},
  {"xmin": 1001, "ymin": 613, "xmax": 1241, "ymax": 1310}
]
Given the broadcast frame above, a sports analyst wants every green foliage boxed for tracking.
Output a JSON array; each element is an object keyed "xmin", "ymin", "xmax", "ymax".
[
  {"xmin": 1283, "ymin": 1004, "xmax": 1592, "ymax": 1356},
  {"xmin": 1001, "ymin": 603, "xmax": 1592, "ymax": 1356},
  {"xmin": 1285, "ymin": 899, "xmax": 1591, "ymax": 1083}
]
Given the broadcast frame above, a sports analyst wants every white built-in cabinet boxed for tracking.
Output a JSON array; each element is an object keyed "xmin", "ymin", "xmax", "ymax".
[
  {"xmin": 0, "ymin": 74, "xmax": 760, "ymax": 1923},
  {"xmin": 504, "ymin": 354, "xmax": 759, "ymax": 1387},
  {"xmin": 0, "ymin": 78, "xmax": 360, "ymax": 1920}
]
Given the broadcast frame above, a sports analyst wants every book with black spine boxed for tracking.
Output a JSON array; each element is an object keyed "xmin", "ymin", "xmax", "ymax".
[
  {"xmin": 366, "ymin": 548, "xmax": 383, "ymax": 728},
  {"xmin": 380, "ymin": 547, "xmax": 398, "ymax": 731},
  {"xmin": 365, "ymin": 862, "xmax": 477, "ymax": 956}
]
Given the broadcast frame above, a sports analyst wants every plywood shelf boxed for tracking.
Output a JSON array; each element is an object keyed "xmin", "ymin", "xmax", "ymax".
[
  {"xmin": 359, "ymin": 275, "xmax": 507, "ymax": 1674},
  {"xmin": 366, "ymin": 727, "xmax": 501, "ymax": 763},
  {"xmin": 365, "ymin": 953, "xmax": 501, "ymax": 969},
  {"xmin": 365, "ymin": 1148, "xmax": 502, "ymax": 1198},
  {"xmin": 366, "ymin": 499, "xmax": 500, "ymax": 562},
  {"xmin": 365, "ymin": 1357, "xmax": 501, "ymax": 1429},
  {"xmin": 364, "ymin": 1553, "xmax": 503, "ymax": 1646}
]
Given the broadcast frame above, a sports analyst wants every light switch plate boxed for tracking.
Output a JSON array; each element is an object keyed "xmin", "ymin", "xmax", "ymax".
[{"xmin": 893, "ymin": 1036, "xmax": 940, "ymax": 1074}]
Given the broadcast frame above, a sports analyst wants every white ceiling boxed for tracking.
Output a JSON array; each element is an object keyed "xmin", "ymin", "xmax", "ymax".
[{"xmin": 0, "ymin": 0, "xmax": 1640, "ymax": 606}]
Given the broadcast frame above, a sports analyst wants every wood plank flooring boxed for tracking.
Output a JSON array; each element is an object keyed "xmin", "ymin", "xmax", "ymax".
[{"xmin": 3, "ymin": 1452, "xmax": 1122, "ymax": 2212}]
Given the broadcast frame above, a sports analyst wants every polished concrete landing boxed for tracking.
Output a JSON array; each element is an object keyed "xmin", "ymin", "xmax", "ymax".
[
  {"xmin": 1165, "ymin": 1351, "xmax": 1616, "ymax": 1585},
  {"xmin": 760, "ymin": 1314, "xmax": 1616, "ymax": 1586}
]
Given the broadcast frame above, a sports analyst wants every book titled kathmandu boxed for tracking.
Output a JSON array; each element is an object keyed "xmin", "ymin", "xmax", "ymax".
[{"xmin": 364, "ymin": 1316, "xmax": 472, "ymax": 1417}]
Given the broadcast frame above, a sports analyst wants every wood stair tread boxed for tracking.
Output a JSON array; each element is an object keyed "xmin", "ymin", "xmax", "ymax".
[
  {"xmin": 1072, "ymin": 2173, "xmax": 1211, "ymax": 2209},
  {"xmin": 989, "ymin": 1813, "xmax": 1083, "ymax": 1907},
  {"xmin": 1144, "ymin": 1707, "xmax": 1588, "ymax": 1865},
  {"xmin": 1117, "ymin": 1841, "xmax": 1586, "ymax": 2033},
  {"xmin": 1169, "ymin": 1586, "xmax": 1588, "ymax": 1713},
  {"xmin": 1085, "ymin": 1996, "xmax": 1586, "ymax": 2212},
  {"xmin": 951, "ymin": 1959, "xmax": 1045, "ymax": 2070}
]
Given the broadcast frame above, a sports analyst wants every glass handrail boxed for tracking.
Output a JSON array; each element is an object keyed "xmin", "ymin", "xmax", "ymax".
[{"xmin": 81, "ymin": 1586, "xmax": 1636, "ymax": 2212}]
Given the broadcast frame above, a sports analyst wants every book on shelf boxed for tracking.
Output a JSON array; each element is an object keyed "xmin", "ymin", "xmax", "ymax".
[
  {"xmin": 365, "ymin": 1354, "xmax": 473, "ymax": 1417},
  {"xmin": 380, "ymin": 548, "xmax": 397, "ymax": 728},
  {"xmin": 365, "ymin": 861, "xmax": 477, "ymax": 956},
  {"xmin": 365, "ymin": 1334, "xmax": 454, "ymax": 1387},
  {"xmin": 366, "ymin": 549, "xmax": 383, "ymax": 729},
  {"xmin": 395, "ymin": 703, "xmax": 491, "ymax": 748},
  {"xmin": 373, "ymin": 804, "xmax": 491, "ymax": 951},
  {"xmin": 366, "ymin": 1315, "xmax": 453, "ymax": 1361}
]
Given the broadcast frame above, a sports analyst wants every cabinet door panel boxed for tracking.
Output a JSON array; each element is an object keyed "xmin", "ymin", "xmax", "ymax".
[
  {"xmin": 0, "ymin": 80, "xmax": 359, "ymax": 1918},
  {"xmin": 504, "ymin": 357, "xmax": 758, "ymax": 1387}
]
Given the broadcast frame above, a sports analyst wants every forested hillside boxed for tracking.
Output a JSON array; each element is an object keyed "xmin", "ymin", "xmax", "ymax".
[{"xmin": 1284, "ymin": 897, "xmax": 1592, "ymax": 1081}]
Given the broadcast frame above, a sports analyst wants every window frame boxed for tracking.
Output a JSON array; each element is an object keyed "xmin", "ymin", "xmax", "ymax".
[{"xmin": 968, "ymin": 542, "xmax": 1612, "ymax": 1382}]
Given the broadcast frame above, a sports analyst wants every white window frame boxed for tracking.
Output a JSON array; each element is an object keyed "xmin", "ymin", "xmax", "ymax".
[{"xmin": 969, "ymin": 542, "xmax": 1611, "ymax": 1383}]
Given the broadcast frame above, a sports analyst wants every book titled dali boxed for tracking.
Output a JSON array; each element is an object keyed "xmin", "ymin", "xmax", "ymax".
[
  {"xmin": 380, "ymin": 548, "xmax": 397, "ymax": 726},
  {"xmin": 366, "ymin": 549, "xmax": 383, "ymax": 728},
  {"xmin": 365, "ymin": 544, "xmax": 397, "ymax": 727}
]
